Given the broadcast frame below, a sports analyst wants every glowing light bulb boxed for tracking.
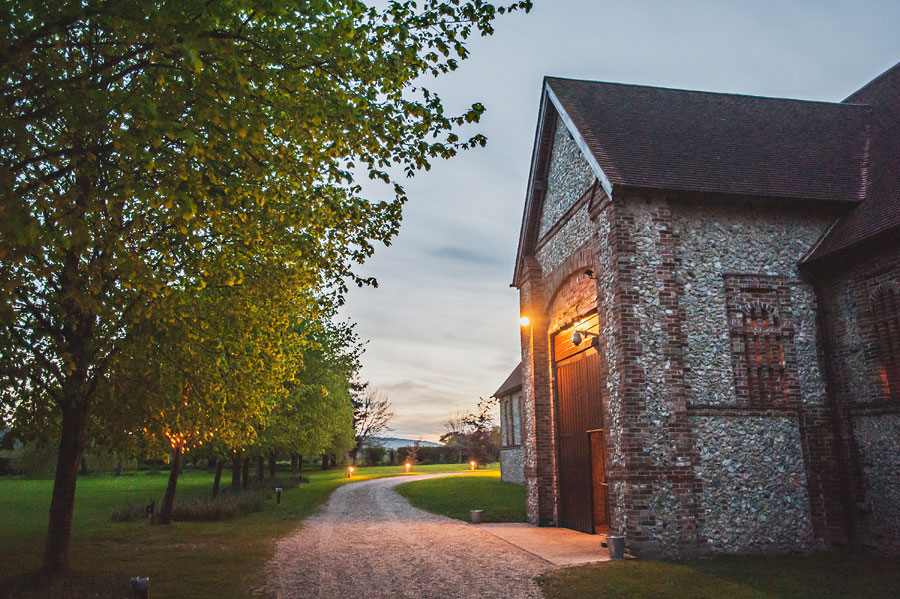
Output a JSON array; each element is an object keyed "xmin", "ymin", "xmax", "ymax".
[{"xmin": 519, "ymin": 316, "xmax": 530, "ymax": 326}]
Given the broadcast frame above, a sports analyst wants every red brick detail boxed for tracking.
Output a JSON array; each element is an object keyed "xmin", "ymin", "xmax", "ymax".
[
  {"xmin": 519, "ymin": 257, "xmax": 558, "ymax": 525},
  {"xmin": 724, "ymin": 275, "xmax": 801, "ymax": 408}
]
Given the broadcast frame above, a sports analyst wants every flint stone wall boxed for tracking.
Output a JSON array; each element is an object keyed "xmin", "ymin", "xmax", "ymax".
[
  {"xmin": 694, "ymin": 415, "xmax": 814, "ymax": 553},
  {"xmin": 814, "ymin": 241, "xmax": 900, "ymax": 550},
  {"xmin": 670, "ymin": 199, "xmax": 833, "ymax": 407},
  {"xmin": 854, "ymin": 414, "xmax": 900, "ymax": 549},
  {"xmin": 538, "ymin": 121, "xmax": 595, "ymax": 239},
  {"xmin": 500, "ymin": 447, "xmax": 525, "ymax": 485}
]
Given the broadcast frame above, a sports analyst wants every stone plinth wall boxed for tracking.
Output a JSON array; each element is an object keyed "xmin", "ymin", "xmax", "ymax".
[{"xmin": 500, "ymin": 447, "xmax": 525, "ymax": 485}]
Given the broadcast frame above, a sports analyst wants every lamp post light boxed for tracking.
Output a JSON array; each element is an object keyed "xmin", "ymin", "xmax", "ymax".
[
  {"xmin": 347, "ymin": 466, "xmax": 354, "ymax": 478},
  {"xmin": 275, "ymin": 487, "xmax": 283, "ymax": 504},
  {"xmin": 470, "ymin": 460, "xmax": 476, "ymax": 471},
  {"xmin": 404, "ymin": 462, "xmax": 411, "ymax": 473}
]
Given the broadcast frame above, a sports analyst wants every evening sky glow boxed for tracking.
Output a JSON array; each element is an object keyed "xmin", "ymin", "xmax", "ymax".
[{"xmin": 339, "ymin": 0, "xmax": 900, "ymax": 442}]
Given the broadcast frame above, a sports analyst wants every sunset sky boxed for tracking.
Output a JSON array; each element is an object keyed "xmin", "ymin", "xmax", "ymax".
[{"xmin": 339, "ymin": 0, "xmax": 900, "ymax": 442}]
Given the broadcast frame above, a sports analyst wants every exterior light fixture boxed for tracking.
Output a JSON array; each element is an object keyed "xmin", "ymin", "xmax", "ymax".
[
  {"xmin": 470, "ymin": 460, "xmax": 476, "ymax": 471},
  {"xmin": 405, "ymin": 462, "xmax": 411, "ymax": 472},
  {"xmin": 519, "ymin": 316, "xmax": 530, "ymax": 326},
  {"xmin": 584, "ymin": 269, "xmax": 596, "ymax": 280},
  {"xmin": 347, "ymin": 466, "xmax": 354, "ymax": 478},
  {"xmin": 572, "ymin": 329, "xmax": 600, "ymax": 347}
]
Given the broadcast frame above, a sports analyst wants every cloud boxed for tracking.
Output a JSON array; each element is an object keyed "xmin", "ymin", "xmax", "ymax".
[{"xmin": 427, "ymin": 245, "xmax": 502, "ymax": 266}]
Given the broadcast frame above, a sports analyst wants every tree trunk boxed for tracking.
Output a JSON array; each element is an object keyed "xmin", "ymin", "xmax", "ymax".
[
  {"xmin": 320, "ymin": 453, "xmax": 328, "ymax": 470},
  {"xmin": 231, "ymin": 452, "xmax": 241, "ymax": 492},
  {"xmin": 114, "ymin": 458, "xmax": 124, "ymax": 477},
  {"xmin": 241, "ymin": 457, "xmax": 250, "ymax": 489},
  {"xmin": 255, "ymin": 455, "xmax": 264, "ymax": 482},
  {"xmin": 269, "ymin": 453, "xmax": 276, "ymax": 479},
  {"xmin": 208, "ymin": 458, "xmax": 217, "ymax": 472},
  {"xmin": 290, "ymin": 453, "xmax": 299, "ymax": 474},
  {"xmin": 212, "ymin": 460, "xmax": 224, "ymax": 498},
  {"xmin": 42, "ymin": 401, "xmax": 87, "ymax": 574},
  {"xmin": 157, "ymin": 445, "xmax": 183, "ymax": 525},
  {"xmin": 79, "ymin": 454, "xmax": 88, "ymax": 476}
]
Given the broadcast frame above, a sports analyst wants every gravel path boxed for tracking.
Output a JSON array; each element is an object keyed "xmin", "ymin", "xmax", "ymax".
[{"xmin": 267, "ymin": 473, "xmax": 552, "ymax": 599}]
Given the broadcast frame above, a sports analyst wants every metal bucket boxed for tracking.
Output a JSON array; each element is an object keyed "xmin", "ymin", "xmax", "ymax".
[
  {"xmin": 470, "ymin": 509, "xmax": 483, "ymax": 524},
  {"xmin": 607, "ymin": 535, "xmax": 625, "ymax": 559}
]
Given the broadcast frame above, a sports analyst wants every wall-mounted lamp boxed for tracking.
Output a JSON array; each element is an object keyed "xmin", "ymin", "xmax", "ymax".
[
  {"xmin": 519, "ymin": 316, "xmax": 530, "ymax": 326},
  {"xmin": 584, "ymin": 269, "xmax": 596, "ymax": 280},
  {"xmin": 572, "ymin": 329, "xmax": 600, "ymax": 347}
]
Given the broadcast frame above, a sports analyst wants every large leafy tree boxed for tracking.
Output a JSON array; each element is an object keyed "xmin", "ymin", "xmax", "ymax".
[{"xmin": 0, "ymin": 0, "xmax": 530, "ymax": 573}]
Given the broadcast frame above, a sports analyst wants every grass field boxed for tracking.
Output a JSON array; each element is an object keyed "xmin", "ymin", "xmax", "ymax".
[
  {"xmin": 394, "ymin": 468, "xmax": 526, "ymax": 523},
  {"xmin": 0, "ymin": 462, "xmax": 473, "ymax": 598},
  {"xmin": 538, "ymin": 552, "xmax": 900, "ymax": 599}
]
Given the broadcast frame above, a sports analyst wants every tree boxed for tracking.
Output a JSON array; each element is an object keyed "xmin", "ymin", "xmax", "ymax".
[
  {"xmin": 0, "ymin": 0, "xmax": 530, "ymax": 573},
  {"xmin": 351, "ymin": 385, "xmax": 394, "ymax": 464},
  {"xmin": 441, "ymin": 398, "xmax": 498, "ymax": 466},
  {"xmin": 440, "ymin": 409, "xmax": 469, "ymax": 463}
]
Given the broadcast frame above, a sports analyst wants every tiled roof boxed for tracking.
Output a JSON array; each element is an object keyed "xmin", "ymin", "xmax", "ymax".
[
  {"xmin": 546, "ymin": 77, "xmax": 871, "ymax": 203},
  {"xmin": 492, "ymin": 362, "xmax": 522, "ymax": 398},
  {"xmin": 805, "ymin": 61, "xmax": 900, "ymax": 261}
]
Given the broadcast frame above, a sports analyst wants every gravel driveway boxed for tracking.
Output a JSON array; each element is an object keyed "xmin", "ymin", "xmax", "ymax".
[{"xmin": 267, "ymin": 473, "xmax": 551, "ymax": 599}]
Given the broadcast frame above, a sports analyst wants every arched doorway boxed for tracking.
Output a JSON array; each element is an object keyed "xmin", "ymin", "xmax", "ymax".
[{"xmin": 553, "ymin": 312, "xmax": 609, "ymax": 534}]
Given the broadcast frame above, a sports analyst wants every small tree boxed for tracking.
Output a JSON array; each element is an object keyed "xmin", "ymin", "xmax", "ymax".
[
  {"xmin": 407, "ymin": 441, "xmax": 420, "ymax": 470},
  {"xmin": 351, "ymin": 385, "xmax": 394, "ymax": 464},
  {"xmin": 441, "ymin": 398, "xmax": 498, "ymax": 467}
]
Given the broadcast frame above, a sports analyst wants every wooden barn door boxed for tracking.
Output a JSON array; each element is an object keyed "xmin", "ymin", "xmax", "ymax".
[{"xmin": 554, "ymin": 313, "xmax": 608, "ymax": 534}]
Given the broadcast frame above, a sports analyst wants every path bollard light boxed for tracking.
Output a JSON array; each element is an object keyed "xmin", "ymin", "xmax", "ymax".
[
  {"xmin": 404, "ymin": 462, "xmax": 411, "ymax": 473},
  {"xmin": 145, "ymin": 500, "xmax": 155, "ymax": 524},
  {"xmin": 470, "ymin": 510, "xmax": 483, "ymax": 524},
  {"xmin": 607, "ymin": 535, "xmax": 625, "ymax": 560},
  {"xmin": 470, "ymin": 460, "xmax": 476, "ymax": 471},
  {"xmin": 275, "ymin": 488, "xmax": 283, "ymax": 504},
  {"xmin": 130, "ymin": 576, "xmax": 149, "ymax": 599},
  {"xmin": 346, "ymin": 466, "xmax": 354, "ymax": 478}
]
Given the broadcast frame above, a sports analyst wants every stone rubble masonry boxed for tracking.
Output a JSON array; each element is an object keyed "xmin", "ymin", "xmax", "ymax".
[
  {"xmin": 538, "ymin": 120, "xmax": 595, "ymax": 239},
  {"xmin": 810, "ymin": 240, "xmax": 900, "ymax": 552},
  {"xmin": 501, "ymin": 447, "xmax": 525, "ymax": 485},
  {"xmin": 693, "ymin": 414, "xmax": 814, "ymax": 553}
]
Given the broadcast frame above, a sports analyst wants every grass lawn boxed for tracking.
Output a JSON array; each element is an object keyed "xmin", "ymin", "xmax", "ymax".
[
  {"xmin": 0, "ymin": 462, "xmax": 472, "ymax": 598},
  {"xmin": 538, "ymin": 552, "xmax": 900, "ymax": 599},
  {"xmin": 394, "ymin": 467, "xmax": 526, "ymax": 523}
]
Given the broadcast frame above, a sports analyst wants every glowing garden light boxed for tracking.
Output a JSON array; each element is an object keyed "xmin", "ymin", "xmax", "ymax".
[
  {"xmin": 405, "ymin": 462, "xmax": 411, "ymax": 472},
  {"xmin": 470, "ymin": 460, "xmax": 476, "ymax": 471},
  {"xmin": 347, "ymin": 466, "xmax": 354, "ymax": 478}
]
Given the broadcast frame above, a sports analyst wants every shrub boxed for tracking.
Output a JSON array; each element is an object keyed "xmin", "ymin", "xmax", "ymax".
[
  {"xmin": 364, "ymin": 445, "xmax": 386, "ymax": 466},
  {"xmin": 112, "ymin": 489, "xmax": 268, "ymax": 522}
]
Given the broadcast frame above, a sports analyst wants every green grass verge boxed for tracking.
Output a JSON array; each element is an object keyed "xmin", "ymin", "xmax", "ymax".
[
  {"xmin": 394, "ymin": 467, "xmax": 526, "ymax": 523},
  {"xmin": 0, "ymin": 462, "xmax": 472, "ymax": 598},
  {"xmin": 538, "ymin": 552, "xmax": 900, "ymax": 599}
]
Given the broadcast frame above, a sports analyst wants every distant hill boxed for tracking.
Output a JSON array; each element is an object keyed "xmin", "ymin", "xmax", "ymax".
[{"xmin": 366, "ymin": 437, "xmax": 441, "ymax": 449}]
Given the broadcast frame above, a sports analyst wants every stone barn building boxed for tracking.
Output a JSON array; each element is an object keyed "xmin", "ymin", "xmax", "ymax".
[
  {"xmin": 494, "ymin": 362, "xmax": 524, "ymax": 484},
  {"xmin": 513, "ymin": 60, "xmax": 900, "ymax": 558}
]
